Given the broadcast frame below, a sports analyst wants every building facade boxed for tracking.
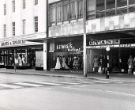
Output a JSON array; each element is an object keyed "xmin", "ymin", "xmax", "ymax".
[
  {"xmin": 48, "ymin": 0, "xmax": 135, "ymax": 74},
  {"xmin": 0, "ymin": 0, "xmax": 135, "ymax": 74},
  {"xmin": 0, "ymin": 0, "xmax": 47, "ymax": 69}
]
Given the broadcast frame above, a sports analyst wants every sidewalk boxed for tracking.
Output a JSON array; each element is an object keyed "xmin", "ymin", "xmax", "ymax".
[{"xmin": 0, "ymin": 68, "xmax": 135, "ymax": 82}]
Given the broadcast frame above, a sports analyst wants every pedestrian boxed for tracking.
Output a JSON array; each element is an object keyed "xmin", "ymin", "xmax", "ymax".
[
  {"xmin": 14, "ymin": 55, "xmax": 18, "ymax": 72},
  {"xmin": 102, "ymin": 55, "xmax": 107, "ymax": 74},
  {"xmin": 93, "ymin": 56, "xmax": 99, "ymax": 72},
  {"xmin": 128, "ymin": 55, "xmax": 133, "ymax": 75},
  {"xmin": 133, "ymin": 57, "xmax": 135, "ymax": 74}
]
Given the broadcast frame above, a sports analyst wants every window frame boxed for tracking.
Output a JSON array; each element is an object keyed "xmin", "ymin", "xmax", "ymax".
[
  {"xmin": 12, "ymin": 0, "xmax": 15, "ymax": 12},
  {"xmin": 23, "ymin": 0, "xmax": 26, "ymax": 9},
  {"xmin": 35, "ymin": 0, "xmax": 38, "ymax": 5},
  {"xmin": 3, "ymin": 24, "xmax": 6, "ymax": 37},
  {"xmin": 12, "ymin": 22, "xmax": 15, "ymax": 36},
  {"xmin": 22, "ymin": 19, "xmax": 26, "ymax": 34},
  {"xmin": 34, "ymin": 16, "xmax": 38, "ymax": 32},
  {"xmin": 4, "ymin": 4, "xmax": 6, "ymax": 15}
]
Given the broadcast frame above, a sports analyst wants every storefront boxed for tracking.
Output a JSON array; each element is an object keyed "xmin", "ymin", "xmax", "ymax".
[
  {"xmin": 0, "ymin": 39, "xmax": 43, "ymax": 69},
  {"xmin": 86, "ymin": 36, "xmax": 135, "ymax": 73},
  {"xmin": 48, "ymin": 36, "xmax": 83, "ymax": 71}
]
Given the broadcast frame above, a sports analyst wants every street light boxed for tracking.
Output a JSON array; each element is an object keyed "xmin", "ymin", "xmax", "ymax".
[
  {"xmin": 106, "ymin": 46, "xmax": 110, "ymax": 79},
  {"xmin": 83, "ymin": 0, "xmax": 87, "ymax": 77}
]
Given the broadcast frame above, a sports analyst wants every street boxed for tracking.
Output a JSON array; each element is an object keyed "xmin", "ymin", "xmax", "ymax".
[{"xmin": 0, "ymin": 71, "xmax": 134, "ymax": 110}]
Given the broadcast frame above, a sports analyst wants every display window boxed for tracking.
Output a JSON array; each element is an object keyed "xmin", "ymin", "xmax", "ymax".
[
  {"xmin": 0, "ymin": 46, "xmax": 41, "ymax": 69},
  {"xmin": 48, "ymin": 37, "xmax": 83, "ymax": 71}
]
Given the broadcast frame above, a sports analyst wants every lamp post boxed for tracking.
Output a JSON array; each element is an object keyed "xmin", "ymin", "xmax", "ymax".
[
  {"xmin": 106, "ymin": 46, "xmax": 110, "ymax": 79},
  {"xmin": 43, "ymin": 0, "xmax": 48, "ymax": 70},
  {"xmin": 83, "ymin": 0, "xmax": 87, "ymax": 77}
]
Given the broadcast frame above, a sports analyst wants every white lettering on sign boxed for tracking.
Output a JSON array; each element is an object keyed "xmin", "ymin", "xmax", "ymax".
[
  {"xmin": 88, "ymin": 39, "xmax": 120, "ymax": 46},
  {"xmin": 1, "ymin": 40, "xmax": 25, "ymax": 47},
  {"xmin": 119, "ymin": 44, "xmax": 131, "ymax": 47},
  {"xmin": 56, "ymin": 42, "xmax": 81, "ymax": 52},
  {"xmin": 56, "ymin": 42, "xmax": 73, "ymax": 50}
]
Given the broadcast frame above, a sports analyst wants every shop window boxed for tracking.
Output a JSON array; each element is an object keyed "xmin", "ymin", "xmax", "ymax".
[
  {"xmin": 87, "ymin": 0, "xmax": 96, "ymax": 19},
  {"xmin": 117, "ymin": 0, "xmax": 127, "ymax": 7}
]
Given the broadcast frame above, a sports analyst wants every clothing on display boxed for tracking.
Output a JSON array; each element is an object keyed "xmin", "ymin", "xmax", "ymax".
[
  {"xmin": 62, "ymin": 57, "xmax": 69, "ymax": 69},
  {"xmin": 55, "ymin": 56, "xmax": 61, "ymax": 69}
]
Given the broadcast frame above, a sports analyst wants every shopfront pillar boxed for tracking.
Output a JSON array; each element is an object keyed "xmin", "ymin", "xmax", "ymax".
[{"xmin": 43, "ymin": 42, "xmax": 47, "ymax": 70}]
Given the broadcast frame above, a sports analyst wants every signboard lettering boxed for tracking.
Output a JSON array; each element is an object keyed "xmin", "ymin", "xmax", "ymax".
[
  {"xmin": 56, "ymin": 42, "xmax": 82, "ymax": 52},
  {"xmin": 88, "ymin": 39, "xmax": 120, "ymax": 46},
  {"xmin": 1, "ymin": 40, "xmax": 25, "ymax": 47}
]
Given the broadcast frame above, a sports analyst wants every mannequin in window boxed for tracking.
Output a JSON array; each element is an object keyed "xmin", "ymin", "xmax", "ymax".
[
  {"xmin": 62, "ymin": 56, "xmax": 69, "ymax": 70},
  {"xmin": 55, "ymin": 56, "xmax": 61, "ymax": 69}
]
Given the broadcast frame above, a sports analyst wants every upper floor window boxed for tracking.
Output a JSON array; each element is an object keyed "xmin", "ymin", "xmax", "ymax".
[
  {"xmin": 96, "ymin": 0, "xmax": 105, "ymax": 11},
  {"xmin": 35, "ymin": 0, "xmax": 38, "ymax": 5},
  {"xmin": 22, "ymin": 19, "xmax": 26, "ymax": 34},
  {"xmin": 129, "ymin": 0, "xmax": 135, "ymax": 5},
  {"xmin": 49, "ymin": 0, "xmax": 83, "ymax": 26},
  {"xmin": 12, "ymin": 0, "xmax": 15, "ymax": 12},
  {"xmin": 87, "ymin": 0, "xmax": 96, "ymax": 19},
  {"xmin": 63, "ymin": 0, "xmax": 70, "ymax": 21},
  {"xmin": 70, "ymin": 0, "xmax": 77, "ymax": 20},
  {"xmin": 77, "ymin": 0, "xmax": 83, "ymax": 18},
  {"xmin": 12, "ymin": 22, "xmax": 15, "ymax": 36},
  {"xmin": 23, "ymin": 0, "xmax": 26, "ymax": 9},
  {"xmin": 4, "ymin": 4, "xmax": 6, "ymax": 15},
  {"xmin": 56, "ymin": 2, "xmax": 62, "ymax": 22},
  {"xmin": 3, "ymin": 24, "xmax": 6, "ymax": 37},
  {"xmin": 49, "ymin": 4, "xmax": 56, "ymax": 25},
  {"xmin": 34, "ymin": 16, "xmax": 38, "ymax": 32},
  {"xmin": 117, "ymin": 0, "xmax": 127, "ymax": 7},
  {"xmin": 106, "ymin": 0, "xmax": 115, "ymax": 9}
]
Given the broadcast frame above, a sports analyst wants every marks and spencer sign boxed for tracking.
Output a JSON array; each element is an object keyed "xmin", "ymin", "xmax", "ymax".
[
  {"xmin": 87, "ymin": 39, "xmax": 135, "ymax": 49},
  {"xmin": 1, "ymin": 40, "xmax": 26, "ymax": 47},
  {"xmin": 87, "ymin": 39, "xmax": 120, "ymax": 46}
]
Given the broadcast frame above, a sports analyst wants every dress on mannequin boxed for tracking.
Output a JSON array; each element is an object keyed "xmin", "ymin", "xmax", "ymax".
[
  {"xmin": 62, "ymin": 57, "xmax": 69, "ymax": 69},
  {"xmin": 55, "ymin": 56, "xmax": 61, "ymax": 69}
]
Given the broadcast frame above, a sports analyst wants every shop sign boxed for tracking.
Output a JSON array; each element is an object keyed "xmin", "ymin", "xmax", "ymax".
[
  {"xmin": 88, "ymin": 39, "xmax": 120, "ymax": 46},
  {"xmin": 87, "ymin": 44, "xmax": 133, "ymax": 49},
  {"xmin": 56, "ymin": 42, "xmax": 82, "ymax": 52},
  {"xmin": 1, "ymin": 40, "xmax": 25, "ymax": 47}
]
